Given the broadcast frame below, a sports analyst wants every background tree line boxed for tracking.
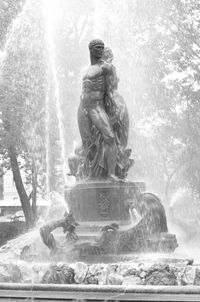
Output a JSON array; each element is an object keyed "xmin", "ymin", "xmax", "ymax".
[{"xmin": 0, "ymin": 0, "xmax": 200, "ymax": 228}]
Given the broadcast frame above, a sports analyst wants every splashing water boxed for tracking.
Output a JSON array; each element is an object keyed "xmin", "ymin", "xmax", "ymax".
[
  {"xmin": 0, "ymin": 190, "xmax": 69, "ymax": 264},
  {"xmin": 45, "ymin": 191, "xmax": 69, "ymax": 219},
  {"xmin": 45, "ymin": 89, "xmax": 51, "ymax": 198},
  {"xmin": 43, "ymin": 0, "xmax": 69, "ymax": 202}
]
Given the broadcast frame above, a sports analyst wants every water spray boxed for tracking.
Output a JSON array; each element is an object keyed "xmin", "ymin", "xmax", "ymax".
[{"xmin": 42, "ymin": 0, "xmax": 69, "ymax": 212}]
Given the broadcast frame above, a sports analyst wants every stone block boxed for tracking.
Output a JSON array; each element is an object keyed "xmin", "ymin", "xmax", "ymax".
[
  {"xmin": 194, "ymin": 267, "xmax": 200, "ymax": 285},
  {"xmin": 73, "ymin": 262, "xmax": 88, "ymax": 284},
  {"xmin": 122, "ymin": 275, "xmax": 142, "ymax": 285},
  {"xmin": 67, "ymin": 181, "xmax": 144, "ymax": 224},
  {"xmin": 181, "ymin": 266, "xmax": 196, "ymax": 285},
  {"xmin": 108, "ymin": 273, "xmax": 123, "ymax": 285}
]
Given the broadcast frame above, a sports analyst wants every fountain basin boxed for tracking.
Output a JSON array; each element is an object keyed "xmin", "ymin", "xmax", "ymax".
[{"xmin": 1, "ymin": 283, "xmax": 200, "ymax": 301}]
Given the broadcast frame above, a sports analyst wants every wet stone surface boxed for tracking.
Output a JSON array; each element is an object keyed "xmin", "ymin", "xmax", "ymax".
[{"xmin": 0, "ymin": 260, "xmax": 200, "ymax": 286}]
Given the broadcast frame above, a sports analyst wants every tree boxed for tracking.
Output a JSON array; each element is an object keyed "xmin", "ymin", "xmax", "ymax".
[
  {"xmin": 0, "ymin": 0, "xmax": 26, "ymax": 49},
  {"xmin": 0, "ymin": 0, "xmax": 47, "ymax": 228}
]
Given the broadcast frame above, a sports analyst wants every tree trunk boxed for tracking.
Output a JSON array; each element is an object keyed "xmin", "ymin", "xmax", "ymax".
[
  {"xmin": 8, "ymin": 145, "xmax": 34, "ymax": 228},
  {"xmin": 31, "ymin": 163, "xmax": 37, "ymax": 221}
]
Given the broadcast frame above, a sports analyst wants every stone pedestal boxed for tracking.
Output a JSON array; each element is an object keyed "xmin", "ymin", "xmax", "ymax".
[
  {"xmin": 63, "ymin": 181, "xmax": 178, "ymax": 257},
  {"xmin": 66, "ymin": 181, "xmax": 145, "ymax": 227}
]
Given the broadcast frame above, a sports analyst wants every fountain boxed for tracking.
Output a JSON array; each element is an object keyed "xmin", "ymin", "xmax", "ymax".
[
  {"xmin": 39, "ymin": 39, "xmax": 178, "ymax": 262},
  {"xmin": 1, "ymin": 2, "xmax": 200, "ymax": 301}
]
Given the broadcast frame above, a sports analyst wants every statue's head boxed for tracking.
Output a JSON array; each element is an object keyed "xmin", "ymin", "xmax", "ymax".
[
  {"xmin": 102, "ymin": 47, "xmax": 114, "ymax": 63},
  {"xmin": 89, "ymin": 39, "xmax": 104, "ymax": 59}
]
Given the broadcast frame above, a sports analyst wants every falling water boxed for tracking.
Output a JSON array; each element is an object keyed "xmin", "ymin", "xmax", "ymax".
[
  {"xmin": 42, "ymin": 0, "xmax": 73, "ymax": 214},
  {"xmin": 43, "ymin": 1, "xmax": 69, "ymax": 210},
  {"xmin": 45, "ymin": 89, "xmax": 51, "ymax": 198}
]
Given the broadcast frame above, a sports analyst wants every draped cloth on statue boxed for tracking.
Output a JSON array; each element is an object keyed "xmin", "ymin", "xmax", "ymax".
[{"xmin": 77, "ymin": 99, "xmax": 114, "ymax": 178}]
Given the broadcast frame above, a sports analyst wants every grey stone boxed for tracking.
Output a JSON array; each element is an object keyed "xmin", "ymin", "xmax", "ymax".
[
  {"xmin": 173, "ymin": 266, "xmax": 185, "ymax": 286},
  {"xmin": 181, "ymin": 266, "xmax": 196, "ymax": 285},
  {"xmin": 108, "ymin": 264, "xmax": 118, "ymax": 274},
  {"xmin": 122, "ymin": 275, "xmax": 142, "ymax": 285},
  {"xmin": 145, "ymin": 264, "xmax": 178, "ymax": 286},
  {"xmin": 73, "ymin": 262, "xmax": 88, "ymax": 284},
  {"xmin": 138, "ymin": 263, "xmax": 152, "ymax": 278},
  {"xmin": 118, "ymin": 262, "xmax": 139, "ymax": 277},
  {"xmin": 0, "ymin": 263, "xmax": 22, "ymax": 283},
  {"xmin": 19, "ymin": 262, "xmax": 34, "ymax": 283},
  {"xmin": 96, "ymin": 267, "xmax": 108, "ymax": 285},
  {"xmin": 86, "ymin": 274, "xmax": 98, "ymax": 284},
  {"xmin": 108, "ymin": 273, "xmax": 123, "ymax": 285},
  {"xmin": 42, "ymin": 264, "xmax": 74, "ymax": 284},
  {"xmin": 194, "ymin": 267, "xmax": 200, "ymax": 286}
]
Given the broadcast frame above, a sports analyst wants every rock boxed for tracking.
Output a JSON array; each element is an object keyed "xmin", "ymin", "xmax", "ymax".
[
  {"xmin": 85, "ymin": 264, "xmax": 109, "ymax": 285},
  {"xmin": 19, "ymin": 262, "xmax": 34, "ymax": 283},
  {"xmin": 86, "ymin": 274, "xmax": 98, "ymax": 284},
  {"xmin": 181, "ymin": 266, "xmax": 196, "ymax": 285},
  {"xmin": 87, "ymin": 264, "xmax": 104, "ymax": 276},
  {"xmin": 173, "ymin": 267, "xmax": 185, "ymax": 286},
  {"xmin": 0, "ymin": 265, "xmax": 11, "ymax": 282},
  {"xmin": 122, "ymin": 275, "xmax": 142, "ymax": 285},
  {"xmin": 108, "ymin": 264, "xmax": 118, "ymax": 274},
  {"xmin": 108, "ymin": 273, "xmax": 123, "ymax": 285},
  {"xmin": 138, "ymin": 263, "xmax": 153, "ymax": 279},
  {"xmin": 0, "ymin": 263, "xmax": 22, "ymax": 283},
  {"xmin": 42, "ymin": 264, "xmax": 74, "ymax": 284},
  {"xmin": 85, "ymin": 264, "xmax": 99, "ymax": 284},
  {"xmin": 118, "ymin": 262, "xmax": 139, "ymax": 277},
  {"xmin": 122, "ymin": 267, "xmax": 138, "ymax": 277},
  {"xmin": 145, "ymin": 264, "xmax": 177, "ymax": 286},
  {"xmin": 145, "ymin": 270, "xmax": 177, "ymax": 286},
  {"xmin": 32, "ymin": 264, "xmax": 49, "ymax": 284},
  {"xmin": 73, "ymin": 262, "xmax": 88, "ymax": 284},
  {"xmin": 97, "ymin": 267, "xmax": 108, "ymax": 285},
  {"xmin": 194, "ymin": 267, "xmax": 200, "ymax": 285}
]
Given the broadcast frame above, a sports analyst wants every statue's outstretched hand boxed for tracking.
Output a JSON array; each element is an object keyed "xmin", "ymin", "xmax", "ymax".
[
  {"xmin": 62, "ymin": 212, "xmax": 79, "ymax": 241},
  {"xmin": 65, "ymin": 229, "xmax": 79, "ymax": 241}
]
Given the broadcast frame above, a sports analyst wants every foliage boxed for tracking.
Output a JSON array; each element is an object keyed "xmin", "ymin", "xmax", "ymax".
[
  {"xmin": 0, "ymin": 0, "xmax": 26, "ymax": 49},
  {"xmin": 0, "ymin": 0, "xmax": 47, "ymax": 226}
]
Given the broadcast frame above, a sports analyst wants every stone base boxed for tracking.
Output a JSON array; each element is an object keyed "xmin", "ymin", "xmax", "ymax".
[
  {"xmin": 65, "ymin": 181, "xmax": 178, "ymax": 258},
  {"xmin": 66, "ymin": 180, "xmax": 145, "ymax": 227},
  {"xmin": 66, "ymin": 181, "xmax": 145, "ymax": 243}
]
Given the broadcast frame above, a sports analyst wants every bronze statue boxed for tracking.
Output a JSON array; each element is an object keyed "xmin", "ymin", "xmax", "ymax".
[
  {"xmin": 40, "ymin": 190, "xmax": 178, "ymax": 256},
  {"xmin": 40, "ymin": 212, "xmax": 78, "ymax": 254},
  {"xmin": 72, "ymin": 191, "xmax": 177, "ymax": 256},
  {"xmin": 72, "ymin": 39, "xmax": 133, "ymax": 180}
]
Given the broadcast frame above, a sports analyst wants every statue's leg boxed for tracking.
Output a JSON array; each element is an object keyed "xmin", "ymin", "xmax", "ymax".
[
  {"xmin": 77, "ymin": 104, "xmax": 92, "ymax": 148},
  {"xmin": 105, "ymin": 141, "xmax": 117, "ymax": 176},
  {"xmin": 89, "ymin": 106, "xmax": 117, "ymax": 177},
  {"xmin": 89, "ymin": 106, "xmax": 115, "ymax": 143}
]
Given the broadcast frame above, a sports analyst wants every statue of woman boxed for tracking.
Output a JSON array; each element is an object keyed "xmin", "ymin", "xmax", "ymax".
[{"xmin": 102, "ymin": 47, "xmax": 129, "ymax": 149}]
